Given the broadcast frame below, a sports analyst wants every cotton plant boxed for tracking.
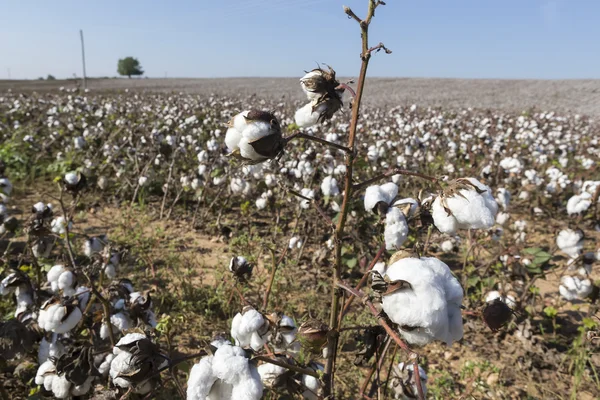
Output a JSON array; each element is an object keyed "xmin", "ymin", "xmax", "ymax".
[
  {"xmin": 378, "ymin": 255, "xmax": 464, "ymax": 346},
  {"xmin": 35, "ymin": 358, "xmax": 94, "ymax": 399},
  {"xmin": 46, "ymin": 264, "xmax": 77, "ymax": 297},
  {"xmin": 38, "ymin": 297, "xmax": 83, "ymax": 334},
  {"xmin": 566, "ymin": 192, "xmax": 592, "ymax": 215},
  {"xmin": 431, "ymin": 178, "xmax": 498, "ymax": 235}
]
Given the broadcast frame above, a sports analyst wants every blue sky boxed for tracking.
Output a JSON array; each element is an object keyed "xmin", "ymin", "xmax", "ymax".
[{"xmin": 1, "ymin": 0, "xmax": 598, "ymax": 79}]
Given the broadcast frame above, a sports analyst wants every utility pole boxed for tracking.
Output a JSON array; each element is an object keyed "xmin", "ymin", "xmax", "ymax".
[{"xmin": 80, "ymin": 29, "xmax": 87, "ymax": 89}]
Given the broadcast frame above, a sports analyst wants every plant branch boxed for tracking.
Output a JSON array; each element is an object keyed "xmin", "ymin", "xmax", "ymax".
[
  {"xmin": 367, "ymin": 42, "xmax": 392, "ymax": 55},
  {"xmin": 353, "ymin": 168, "xmax": 440, "ymax": 192},
  {"xmin": 324, "ymin": 0, "xmax": 381, "ymax": 396},
  {"xmin": 336, "ymin": 281, "xmax": 425, "ymax": 400},
  {"xmin": 285, "ymin": 131, "xmax": 351, "ymax": 154}
]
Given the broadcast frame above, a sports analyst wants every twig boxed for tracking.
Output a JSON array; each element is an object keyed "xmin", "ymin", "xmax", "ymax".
[
  {"xmin": 367, "ymin": 42, "xmax": 392, "ymax": 55},
  {"xmin": 285, "ymin": 131, "xmax": 352, "ymax": 154},
  {"xmin": 324, "ymin": 0, "xmax": 383, "ymax": 395},
  {"xmin": 262, "ymin": 246, "xmax": 289, "ymax": 310},
  {"xmin": 353, "ymin": 167, "xmax": 440, "ymax": 192},
  {"xmin": 289, "ymin": 189, "xmax": 335, "ymax": 231},
  {"xmin": 341, "ymin": 243, "xmax": 386, "ymax": 318},
  {"xmin": 336, "ymin": 281, "xmax": 425, "ymax": 400}
]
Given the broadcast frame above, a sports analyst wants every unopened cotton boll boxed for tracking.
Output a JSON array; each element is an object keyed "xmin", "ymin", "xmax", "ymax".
[
  {"xmin": 381, "ymin": 257, "xmax": 463, "ymax": 346},
  {"xmin": 559, "ymin": 276, "xmax": 593, "ymax": 301},
  {"xmin": 566, "ymin": 192, "xmax": 592, "ymax": 215},
  {"xmin": 556, "ymin": 229, "xmax": 584, "ymax": 259},
  {"xmin": 431, "ymin": 178, "xmax": 498, "ymax": 234},
  {"xmin": 384, "ymin": 208, "xmax": 409, "ymax": 251}
]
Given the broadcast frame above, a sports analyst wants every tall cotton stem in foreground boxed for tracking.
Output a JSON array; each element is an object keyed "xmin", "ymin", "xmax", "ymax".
[{"xmin": 324, "ymin": 1, "xmax": 381, "ymax": 396}]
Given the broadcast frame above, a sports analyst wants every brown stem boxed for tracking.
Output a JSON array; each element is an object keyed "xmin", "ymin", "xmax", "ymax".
[
  {"xmin": 336, "ymin": 281, "xmax": 425, "ymax": 400},
  {"xmin": 353, "ymin": 167, "xmax": 440, "ymax": 192},
  {"xmin": 341, "ymin": 243, "xmax": 386, "ymax": 319},
  {"xmin": 285, "ymin": 131, "xmax": 351, "ymax": 154},
  {"xmin": 288, "ymin": 189, "xmax": 335, "ymax": 231},
  {"xmin": 367, "ymin": 42, "xmax": 392, "ymax": 55},
  {"xmin": 262, "ymin": 246, "xmax": 289, "ymax": 310},
  {"xmin": 324, "ymin": 1, "xmax": 381, "ymax": 396}
]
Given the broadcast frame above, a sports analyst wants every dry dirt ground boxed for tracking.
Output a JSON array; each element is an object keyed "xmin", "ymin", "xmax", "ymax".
[{"xmin": 2, "ymin": 77, "xmax": 600, "ymax": 118}]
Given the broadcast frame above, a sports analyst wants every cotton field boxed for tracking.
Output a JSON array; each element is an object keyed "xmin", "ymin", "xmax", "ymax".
[{"xmin": 2, "ymin": 5, "xmax": 600, "ymax": 400}]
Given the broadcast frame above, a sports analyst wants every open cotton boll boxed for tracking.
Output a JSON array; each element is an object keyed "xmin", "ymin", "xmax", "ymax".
[
  {"xmin": 566, "ymin": 193, "xmax": 592, "ymax": 215},
  {"xmin": 392, "ymin": 198, "xmax": 419, "ymax": 218},
  {"xmin": 47, "ymin": 264, "xmax": 67, "ymax": 292},
  {"xmin": 51, "ymin": 216, "xmax": 72, "ymax": 235},
  {"xmin": 187, "ymin": 355, "xmax": 218, "ymax": 399},
  {"xmin": 321, "ymin": 175, "xmax": 340, "ymax": 197},
  {"xmin": 299, "ymin": 188, "xmax": 315, "ymax": 209},
  {"xmin": 496, "ymin": 188, "xmax": 510, "ymax": 210},
  {"xmin": 559, "ymin": 276, "xmax": 593, "ymax": 301},
  {"xmin": 382, "ymin": 257, "xmax": 463, "ymax": 346},
  {"xmin": 364, "ymin": 182, "xmax": 398, "ymax": 214},
  {"xmin": 440, "ymin": 240, "xmax": 454, "ymax": 253},
  {"xmin": 98, "ymin": 353, "xmax": 115, "ymax": 376},
  {"xmin": 101, "ymin": 312, "xmax": 133, "ymax": 339},
  {"xmin": 238, "ymin": 122, "xmax": 272, "ymax": 160},
  {"xmin": 496, "ymin": 211, "xmax": 510, "ymax": 226},
  {"xmin": 35, "ymin": 360, "xmax": 57, "ymax": 391},
  {"xmin": 372, "ymin": 262, "xmax": 386, "ymax": 276},
  {"xmin": 38, "ymin": 303, "xmax": 83, "ymax": 334},
  {"xmin": 556, "ymin": 229, "xmax": 584, "ymax": 259},
  {"xmin": 432, "ymin": 178, "xmax": 498, "ymax": 234},
  {"xmin": 384, "ymin": 208, "xmax": 409, "ymax": 251},
  {"xmin": 258, "ymin": 361, "xmax": 287, "ymax": 387},
  {"xmin": 231, "ymin": 308, "xmax": 270, "ymax": 351},
  {"xmin": 301, "ymin": 363, "xmax": 324, "ymax": 400},
  {"xmin": 295, "ymin": 103, "xmax": 322, "ymax": 128},
  {"xmin": 57, "ymin": 271, "xmax": 76, "ymax": 296},
  {"xmin": 0, "ymin": 177, "xmax": 13, "ymax": 200}
]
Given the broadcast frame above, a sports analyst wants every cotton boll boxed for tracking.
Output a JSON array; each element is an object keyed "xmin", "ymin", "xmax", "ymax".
[
  {"xmin": 566, "ymin": 193, "xmax": 592, "ymax": 215},
  {"xmin": 432, "ymin": 178, "xmax": 498, "ymax": 234},
  {"xmin": 382, "ymin": 257, "xmax": 463, "ymax": 346},
  {"xmin": 295, "ymin": 103, "xmax": 322, "ymax": 128},
  {"xmin": 57, "ymin": 271, "xmax": 76, "ymax": 296},
  {"xmin": 496, "ymin": 212, "xmax": 510, "ymax": 226},
  {"xmin": 556, "ymin": 229, "xmax": 584, "ymax": 259},
  {"xmin": 302, "ymin": 363, "xmax": 324, "ymax": 400},
  {"xmin": 440, "ymin": 240, "xmax": 454, "ymax": 253},
  {"xmin": 51, "ymin": 216, "xmax": 72, "ymax": 235},
  {"xmin": 38, "ymin": 303, "xmax": 83, "ymax": 334},
  {"xmin": 299, "ymin": 188, "xmax": 314, "ymax": 209},
  {"xmin": 364, "ymin": 182, "xmax": 398, "ymax": 214},
  {"xmin": 392, "ymin": 198, "xmax": 419, "ymax": 218},
  {"xmin": 518, "ymin": 191, "xmax": 529, "ymax": 200},
  {"xmin": 51, "ymin": 374, "xmax": 72, "ymax": 399},
  {"xmin": 485, "ymin": 290, "xmax": 516, "ymax": 308},
  {"xmin": 258, "ymin": 362, "xmax": 287, "ymax": 387},
  {"xmin": 47, "ymin": 264, "xmax": 67, "ymax": 292},
  {"xmin": 35, "ymin": 360, "xmax": 57, "ymax": 391},
  {"xmin": 321, "ymin": 175, "xmax": 340, "ymax": 197},
  {"xmin": 496, "ymin": 188, "xmax": 510, "ymax": 210},
  {"xmin": 384, "ymin": 208, "xmax": 409, "ymax": 251},
  {"xmin": 559, "ymin": 276, "xmax": 593, "ymax": 301},
  {"xmin": 231, "ymin": 308, "xmax": 269, "ymax": 351},
  {"xmin": 187, "ymin": 356, "xmax": 218, "ymax": 400},
  {"xmin": 98, "ymin": 353, "xmax": 115, "ymax": 376}
]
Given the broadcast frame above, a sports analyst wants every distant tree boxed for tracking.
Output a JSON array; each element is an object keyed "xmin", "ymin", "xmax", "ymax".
[
  {"xmin": 117, "ymin": 57, "xmax": 144, "ymax": 78},
  {"xmin": 46, "ymin": 74, "xmax": 56, "ymax": 80},
  {"xmin": 37, "ymin": 77, "xmax": 44, "ymax": 80}
]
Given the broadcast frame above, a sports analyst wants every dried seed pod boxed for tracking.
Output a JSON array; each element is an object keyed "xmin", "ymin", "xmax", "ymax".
[
  {"xmin": 297, "ymin": 319, "xmax": 330, "ymax": 353},
  {"xmin": 482, "ymin": 298, "xmax": 514, "ymax": 332},
  {"xmin": 353, "ymin": 326, "xmax": 386, "ymax": 367}
]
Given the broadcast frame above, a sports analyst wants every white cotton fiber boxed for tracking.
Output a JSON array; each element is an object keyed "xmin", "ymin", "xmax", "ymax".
[{"xmin": 382, "ymin": 257, "xmax": 463, "ymax": 346}]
